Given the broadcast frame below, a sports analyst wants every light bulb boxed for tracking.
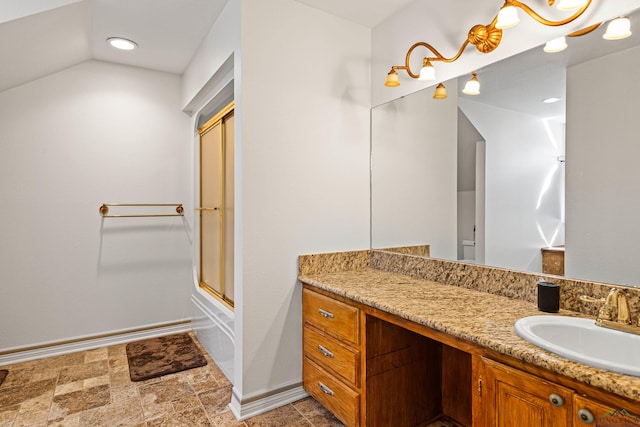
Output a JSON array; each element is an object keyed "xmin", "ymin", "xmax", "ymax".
[
  {"xmin": 385, "ymin": 69, "xmax": 400, "ymax": 87},
  {"xmin": 603, "ymin": 17, "xmax": 632, "ymax": 40},
  {"xmin": 433, "ymin": 83, "xmax": 448, "ymax": 99},
  {"xmin": 496, "ymin": 6, "xmax": 520, "ymax": 29},
  {"xmin": 418, "ymin": 59, "xmax": 436, "ymax": 81},
  {"xmin": 107, "ymin": 37, "xmax": 138, "ymax": 50},
  {"xmin": 544, "ymin": 37, "xmax": 568, "ymax": 53},
  {"xmin": 462, "ymin": 74, "xmax": 480, "ymax": 95},
  {"xmin": 555, "ymin": 0, "xmax": 588, "ymax": 11}
]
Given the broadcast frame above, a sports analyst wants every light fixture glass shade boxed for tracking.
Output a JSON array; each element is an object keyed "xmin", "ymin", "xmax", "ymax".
[
  {"xmin": 555, "ymin": 0, "xmax": 588, "ymax": 11},
  {"xmin": 385, "ymin": 69, "xmax": 400, "ymax": 87},
  {"xmin": 418, "ymin": 59, "xmax": 436, "ymax": 81},
  {"xmin": 603, "ymin": 17, "xmax": 632, "ymax": 40},
  {"xmin": 496, "ymin": 6, "xmax": 520, "ymax": 29},
  {"xmin": 433, "ymin": 83, "xmax": 447, "ymax": 99},
  {"xmin": 544, "ymin": 36, "xmax": 568, "ymax": 53},
  {"xmin": 462, "ymin": 76, "xmax": 480, "ymax": 95},
  {"xmin": 107, "ymin": 37, "xmax": 138, "ymax": 50}
]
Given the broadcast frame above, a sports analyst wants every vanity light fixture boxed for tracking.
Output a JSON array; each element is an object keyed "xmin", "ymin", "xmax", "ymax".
[
  {"xmin": 603, "ymin": 17, "xmax": 632, "ymax": 40},
  {"xmin": 433, "ymin": 83, "xmax": 448, "ymax": 99},
  {"xmin": 384, "ymin": 0, "xmax": 593, "ymax": 88},
  {"xmin": 462, "ymin": 72, "xmax": 480, "ymax": 95},
  {"xmin": 496, "ymin": 5, "xmax": 520, "ymax": 29},
  {"xmin": 418, "ymin": 58, "xmax": 436, "ymax": 81},
  {"xmin": 544, "ymin": 36, "xmax": 568, "ymax": 53},
  {"xmin": 384, "ymin": 69, "xmax": 400, "ymax": 87},
  {"xmin": 107, "ymin": 37, "xmax": 138, "ymax": 50}
]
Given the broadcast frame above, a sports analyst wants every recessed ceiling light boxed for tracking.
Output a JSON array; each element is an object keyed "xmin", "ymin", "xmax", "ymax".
[
  {"xmin": 543, "ymin": 97, "xmax": 561, "ymax": 104},
  {"xmin": 107, "ymin": 37, "xmax": 138, "ymax": 50}
]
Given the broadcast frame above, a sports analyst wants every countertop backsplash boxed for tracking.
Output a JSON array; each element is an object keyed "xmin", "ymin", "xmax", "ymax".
[{"xmin": 298, "ymin": 249, "xmax": 640, "ymax": 319}]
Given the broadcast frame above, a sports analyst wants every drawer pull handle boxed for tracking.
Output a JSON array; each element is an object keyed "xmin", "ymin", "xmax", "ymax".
[
  {"xmin": 318, "ymin": 382, "xmax": 334, "ymax": 396},
  {"xmin": 549, "ymin": 393, "xmax": 564, "ymax": 407},
  {"xmin": 318, "ymin": 309, "xmax": 334, "ymax": 319},
  {"xmin": 318, "ymin": 345, "xmax": 334, "ymax": 358},
  {"xmin": 577, "ymin": 408, "xmax": 594, "ymax": 424}
]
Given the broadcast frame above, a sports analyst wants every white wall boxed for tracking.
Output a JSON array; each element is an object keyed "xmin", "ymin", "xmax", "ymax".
[
  {"xmin": 181, "ymin": 0, "xmax": 240, "ymax": 112},
  {"xmin": 371, "ymin": 86, "xmax": 458, "ymax": 259},
  {"xmin": 0, "ymin": 60, "xmax": 192, "ymax": 350},
  {"xmin": 457, "ymin": 191, "xmax": 475, "ymax": 260},
  {"xmin": 566, "ymin": 44, "xmax": 640, "ymax": 286},
  {"xmin": 181, "ymin": 0, "xmax": 240, "ymax": 385},
  {"xmin": 457, "ymin": 109, "xmax": 482, "ymax": 259},
  {"xmin": 460, "ymin": 99, "xmax": 565, "ymax": 273},
  {"xmin": 238, "ymin": 0, "xmax": 370, "ymax": 402},
  {"xmin": 475, "ymin": 140, "xmax": 486, "ymax": 264}
]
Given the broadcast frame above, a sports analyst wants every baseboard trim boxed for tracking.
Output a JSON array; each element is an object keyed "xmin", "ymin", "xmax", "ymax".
[
  {"xmin": 0, "ymin": 320, "xmax": 192, "ymax": 366},
  {"xmin": 229, "ymin": 383, "xmax": 309, "ymax": 421}
]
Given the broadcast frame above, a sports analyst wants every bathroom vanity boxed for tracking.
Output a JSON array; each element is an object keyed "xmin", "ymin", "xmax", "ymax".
[{"xmin": 299, "ymin": 250, "xmax": 640, "ymax": 427}]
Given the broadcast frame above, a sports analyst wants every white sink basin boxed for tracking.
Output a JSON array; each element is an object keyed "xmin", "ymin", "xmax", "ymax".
[{"xmin": 514, "ymin": 315, "xmax": 640, "ymax": 377}]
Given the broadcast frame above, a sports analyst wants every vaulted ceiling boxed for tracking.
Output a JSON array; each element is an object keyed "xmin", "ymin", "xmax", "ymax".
[
  {"xmin": 294, "ymin": 0, "xmax": 415, "ymax": 28},
  {"xmin": 0, "ymin": 0, "xmax": 420, "ymax": 93},
  {"xmin": 2, "ymin": 0, "xmax": 639, "ymax": 102},
  {"xmin": 0, "ymin": 0, "xmax": 227, "ymax": 92}
]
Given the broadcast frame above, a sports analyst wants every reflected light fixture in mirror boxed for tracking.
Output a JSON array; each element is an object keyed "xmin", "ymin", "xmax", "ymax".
[
  {"xmin": 604, "ymin": 17, "xmax": 632, "ymax": 40},
  {"xmin": 384, "ymin": 0, "xmax": 593, "ymax": 91},
  {"xmin": 462, "ymin": 72, "xmax": 480, "ymax": 95},
  {"xmin": 107, "ymin": 37, "xmax": 138, "ymax": 50}
]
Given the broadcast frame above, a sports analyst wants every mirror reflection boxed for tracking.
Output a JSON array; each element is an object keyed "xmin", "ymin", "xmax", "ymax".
[{"xmin": 371, "ymin": 9, "xmax": 640, "ymax": 287}]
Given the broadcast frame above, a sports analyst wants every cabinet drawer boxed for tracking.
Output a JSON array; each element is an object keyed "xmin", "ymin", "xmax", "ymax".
[
  {"xmin": 303, "ymin": 288, "xmax": 359, "ymax": 344},
  {"xmin": 304, "ymin": 325, "xmax": 359, "ymax": 386},
  {"xmin": 303, "ymin": 357, "xmax": 359, "ymax": 427}
]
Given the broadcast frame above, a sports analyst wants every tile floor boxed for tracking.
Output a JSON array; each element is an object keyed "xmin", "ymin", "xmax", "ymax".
[
  {"xmin": 0, "ymin": 333, "xmax": 343, "ymax": 426},
  {"xmin": 0, "ymin": 334, "xmax": 459, "ymax": 427}
]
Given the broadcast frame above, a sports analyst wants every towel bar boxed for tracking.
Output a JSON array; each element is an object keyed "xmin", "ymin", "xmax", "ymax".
[{"xmin": 99, "ymin": 203, "xmax": 184, "ymax": 218}]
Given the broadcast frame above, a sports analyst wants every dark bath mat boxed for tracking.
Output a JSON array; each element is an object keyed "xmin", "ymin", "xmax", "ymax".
[
  {"xmin": 126, "ymin": 333, "xmax": 207, "ymax": 382},
  {"xmin": 0, "ymin": 370, "xmax": 7, "ymax": 387}
]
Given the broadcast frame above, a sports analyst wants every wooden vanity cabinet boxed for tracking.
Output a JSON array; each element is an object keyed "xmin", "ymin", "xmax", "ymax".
[
  {"xmin": 481, "ymin": 357, "xmax": 640, "ymax": 427},
  {"xmin": 302, "ymin": 285, "xmax": 640, "ymax": 427},
  {"xmin": 303, "ymin": 286, "xmax": 473, "ymax": 427},
  {"xmin": 481, "ymin": 357, "xmax": 573, "ymax": 426},
  {"xmin": 302, "ymin": 288, "xmax": 361, "ymax": 427}
]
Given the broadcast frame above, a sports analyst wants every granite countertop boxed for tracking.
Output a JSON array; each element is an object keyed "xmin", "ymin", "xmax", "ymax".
[{"xmin": 299, "ymin": 268, "xmax": 640, "ymax": 403}]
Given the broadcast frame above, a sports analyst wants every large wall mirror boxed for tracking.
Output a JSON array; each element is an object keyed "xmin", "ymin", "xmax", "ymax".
[{"xmin": 371, "ymin": 8, "xmax": 640, "ymax": 287}]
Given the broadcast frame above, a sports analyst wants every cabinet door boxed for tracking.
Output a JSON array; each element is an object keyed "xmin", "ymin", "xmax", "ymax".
[
  {"xmin": 574, "ymin": 395, "xmax": 640, "ymax": 426},
  {"xmin": 483, "ymin": 358, "xmax": 572, "ymax": 427}
]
